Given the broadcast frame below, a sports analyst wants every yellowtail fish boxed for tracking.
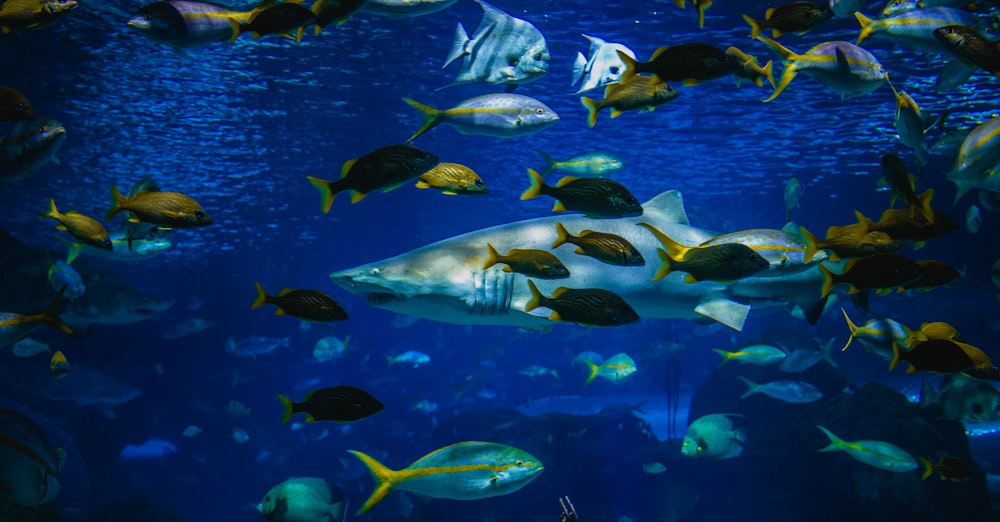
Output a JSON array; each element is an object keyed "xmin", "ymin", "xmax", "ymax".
[
  {"xmin": 0, "ymin": 288, "xmax": 73, "ymax": 348},
  {"xmin": 524, "ymin": 280, "xmax": 638, "ymax": 327},
  {"xmin": 308, "ymin": 144, "xmax": 439, "ymax": 211},
  {"xmin": 947, "ymin": 116, "xmax": 1000, "ymax": 202},
  {"xmin": 551, "ymin": 222, "xmax": 644, "ymax": 266},
  {"xmin": 888, "ymin": 86, "xmax": 930, "ymax": 166},
  {"xmin": 584, "ymin": 352, "xmax": 636, "ymax": 385},
  {"xmin": 0, "ymin": 86, "xmax": 33, "ymax": 121},
  {"xmin": 840, "ymin": 308, "xmax": 916, "ymax": 357},
  {"xmin": 726, "ymin": 46, "xmax": 775, "ymax": 88},
  {"xmin": 252, "ymin": 282, "xmax": 348, "ymax": 322},
  {"xmin": 756, "ymin": 37, "xmax": 886, "ymax": 102},
  {"xmin": 38, "ymin": 199, "xmax": 111, "ymax": 251},
  {"xmin": 855, "ymin": 7, "xmax": 976, "ymax": 53},
  {"xmin": 349, "ymin": 441, "xmax": 543, "ymax": 515},
  {"xmin": 742, "ymin": 2, "xmax": 832, "ymax": 39},
  {"xmin": 228, "ymin": 0, "xmax": 316, "ymax": 44},
  {"xmin": 403, "ymin": 94, "xmax": 559, "ymax": 142},
  {"xmin": 416, "ymin": 162, "xmax": 487, "ymax": 195},
  {"xmin": 737, "ymin": 376, "xmax": 823, "ymax": 403},
  {"xmin": 521, "ymin": 169, "xmax": 642, "ymax": 218},
  {"xmin": 618, "ymin": 44, "xmax": 741, "ymax": 87},
  {"xmin": 536, "ymin": 150, "xmax": 623, "ymax": 177},
  {"xmin": 107, "ymin": 184, "xmax": 211, "ymax": 228},
  {"xmin": 49, "ymin": 350, "xmax": 69, "ymax": 378},
  {"xmin": 637, "ymin": 222, "xmax": 769, "ymax": 283},
  {"xmin": 580, "ymin": 75, "xmax": 679, "ymax": 128},
  {"xmin": 713, "ymin": 344, "xmax": 786, "ymax": 367},
  {"xmin": 0, "ymin": 0, "xmax": 77, "ymax": 32},
  {"xmin": 816, "ymin": 425, "xmax": 918, "ymax": 472},
  {"xmin": 483, "ymin": 243, "xmax": 569, "ymax": 279},
  {"xmin": 699, "ymin": 224, "xmax": 818, "ymax": 276},
  {"xmin": 277, "ymin": 385, "xmax": 383, "ymax": 423},
  {"xmin": 127, "ymin": 0, "xmax": 255, "ymax": 50}
]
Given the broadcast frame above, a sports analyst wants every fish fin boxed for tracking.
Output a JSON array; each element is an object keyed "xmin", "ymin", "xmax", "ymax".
[
  {"xmin": 38, "ymin": 198, "xmax": 59, "ymax": 221},
  {"xmin": 636, "ymin": 222, "xmax": 688, "ymax": 259},
  {"xmin": 402, "ymin": 98, "xmax": 442, "ymax": 142},
  {"xmin": 351, "ymin": 191, "xmax": 367, "ymax": 204},
  {"xmin": 819, "ymin": 264, "xmax": 836, "ymax": 299},
  {"xmin": 650, "ymin": 248, "xmax": 672, "ymax": 281},
  {"xmin": 834, "ymin": 46, "xmax": 850, "ymax": 76},
  {"xmin": 742, "ymin": 14, "xmax": 761, "ymax": 40},
  {"xmin": 854, "ymin": 11, "xmax": 873, "ymax": 45},
  {"xmin": 228, "ymin": 18, "xmax": 242, "ymax": 44},
  {"xmin": 552, "ymin": 201, "xmax": 567, "ymax": 213},
  {"xmin": 585, "ymin": 359, "xmax": 599, "ymax": 386},
  {"xmin": 295, "ymin": 26, "xmax": 305, "ymax": 44},
  {"xmin": 524, "ymin": 280, "xmax": 542, "ymax": 313},
  {"xmin": 554, "ymin": 176, "xmax": 579, "ymax": 188},
  {"xmin": 712, "ymin": 348, "xmax": 731, "ymax": 367},
  {"xmin": 548, "ymin": 311, "xmax": 563, "ymax": 322},
  {"xmin": 483, "ymin": 243, "xmax": 501, "ymax": 270},
  {"xmin": 798, "ymin": 225, "xmax": 819, "ymax": 264},
  {"xmin": 251, "ymin": 282, "xmax": 268, "ymax": 310},
  {"xmin": 340, "ymin": 158, "xmax": 357, "ymax": 179},
  {"xmin": 920, "ymin": 457, "xmax": 934, "ymax": 480},
  {"xmin": 348, "ymin": 450, "xmax": 397, "ymax": 515},
  {"xmin": 617, "ymin": 49, "xmax": 640, "ymax": 85},
  {"xmin": 41, "ymin": 287, "xmax": 73, "ymax": 336},
  {"xmin": 307, "ymin": 176, "xmax": 336, "ymax": 214},
  {"xmin": 816, "ymin": 425, "xmax": 843, "ymax": 452},
  {"xmin": 840, "ymin": 308, "xmax": 859, "ymax": 351},
  {"xmin": 520, "ymin": 169, "xmax": 545, "ymax": 201},
  {"xmin": 571, "ymin": 51, "xmax": 587, "ymax": 87},
  {"xmin": 696, "ymin": 0, "xmax": 711, "ymax": 29},
  {"xmin": 552, "ymin": 222, "xmax": 570, "ymax": 249},
  {"xmin": 611, "ymin": 108, "xmax": 625, "ymax": 118},
  {"xmin": 684, "ymin": 274, "xmax": 698, "ymax": 283},
  {"xmin": 414, "ymin": 180, "xmax": 431, "ymax": 189},
  {"xmin": 536, "ymin": 149, "xmax": 558, "ymax": 176},
  {"xmin": 694, "ymin": 295, "xmax": 749, "ymax": 331},
  {"xmin": 772, "ymin": 28, "xmax": 783, "ymax": 38},
  {"xmin": 580, "ymin": 96, "xmax": 600, "ymax": 128},
  {"xmin": 277, "ymin": 393, "xmax": 294, "ymax": 424},
  {"xmin": 737, "ymin": 376, "xmax": 758, "ymax": 399},
  {"xmin": 756, "ymin": 36, "xmax": 798, "ymax": 102},
  {"xmin": 640, "ymin": 190, "xmax": 689, "ymax": 224},
  {"xmin": 443, "ymin": 23, "xmax": 470, "ymax": 68},
  {"xmin": 889, "ymin": 341, "xmax": 903, "ymax": 372}
]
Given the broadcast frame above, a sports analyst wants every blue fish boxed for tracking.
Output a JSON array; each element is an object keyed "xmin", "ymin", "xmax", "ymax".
[{"xmin": 48, "ymin": 259, "xmax": 84, "ymax": 300}]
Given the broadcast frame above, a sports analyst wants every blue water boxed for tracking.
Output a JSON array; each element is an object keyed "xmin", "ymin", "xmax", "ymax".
[{"xmin": 2, "ymin": 0, "xmax": 1000, "ymax": 520}]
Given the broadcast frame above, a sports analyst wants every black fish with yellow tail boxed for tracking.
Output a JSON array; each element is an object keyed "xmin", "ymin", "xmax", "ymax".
[
  {"xmin": 742, "ymin": 1, "xmax": 832, "ymax": 39},
  {"xmin": 637, "ymin": 222, "xmax": 769, "ymax": 283},
  {"xmin": 520, "ymin": 169, "xmax": 641, "ymax": 218},
  {"xmin": 819, "ymin": 253, "xmax": 923, "ymax": 297},
  {"xmin": 308, "ymin": 143, "xmax": 439, "ymax": 212},
  {"xmin": 525, "ymin": 280, "xmax": 638, "ymax": 327},
  {"xmin": 617, "ymin": 44, "xmax": 739, "ymax": 87},
  {"xmin": 252, "ymin": 282, "xmax": 347, "ymax": 322},
  {"xmin": 552, "ymin": 222, "xmax": 644, "ymax": 266},
  {"xmin": 278, "ymin": 385, "xmax": 383, "ymax": 423}
]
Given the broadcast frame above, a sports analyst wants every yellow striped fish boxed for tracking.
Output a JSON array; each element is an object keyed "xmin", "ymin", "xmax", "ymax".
[
  {"xmin": 756, "ymin": 37, "xmax": 886, "ymax": 102},
  {"xmin": 349, "ymin": 441, "xmax": 543, "ymax": 515},
  {"xmin": 855, "ymin": 7, "xmax": 976, "ymax": 53},
  {"xmin": 402, "ymin": 94, "xmax": 558, "ymax": 142}
]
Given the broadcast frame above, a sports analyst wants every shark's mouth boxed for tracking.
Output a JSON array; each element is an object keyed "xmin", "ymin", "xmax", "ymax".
[{"xmin": 367, "ymin": 292, "xmax": 401, "ymax": 306}]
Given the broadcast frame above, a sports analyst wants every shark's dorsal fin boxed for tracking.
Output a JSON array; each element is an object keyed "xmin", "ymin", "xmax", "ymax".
[{"xmin": 641, "ymin": 190, "xmax": 689, "ymax": 225}]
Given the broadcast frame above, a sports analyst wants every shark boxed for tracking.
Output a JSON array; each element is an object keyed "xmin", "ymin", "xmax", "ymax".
[{"xmin": 330, "ymin": 190, "xmax": 830, "ymax": 332}]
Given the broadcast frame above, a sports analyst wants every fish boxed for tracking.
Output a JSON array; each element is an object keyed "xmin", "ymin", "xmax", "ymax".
[
  {"xmin": 412, "ymin": 399, "xmax": 438, "ymax": 413},
  {"xmin": 856, "ymin": 7, "xmax": 977, "ymax": 54},
  {"xmin": 642, "ymin": 462, "xmax": 667, "ymax": 474},
  {"xmin": 62, "ymin": 282, "xmax": 174, "ymax": 328},
  {"xmin": 0, "ymin": 409, "xmax": 65, "ymax": 506},
  {"xmin": 251, "ymin": 282, "xmax": 348, "ymax": 322},
  {"xmin": 11, "ymin": 337, "xmax": 49, "ymax": 358},
  {"xmin": 483, "ymin": 244, "xmax": 570, "ymax": 279},
  {"xmin": 260, "ymin": 477, "xmax": 347, "ymax": 522},
  {"xmin": 934, "ymin": 25, "xmax": 1000, "ymax": 79},
  {"xmin": 694, "ymin": 224, "xmax": 818, "ymax": 277},
  {"xmin": 308, "ymin": 143, "xmax": 439, "ymax": 211},
  {"xmin": 855, "ymin": 203, "xmax": 957, "ymax": 245},
  {"xmin": 277, "ymin": 385, "xmax": 384, "ymax": 423},
  {"xmin": 330, "ymin": 189, "xmax": 833, "ymax": 332},
  {"xmin": 359, "ymin": 0, "xmax": 456, "ymax": 18},
  {"xmin": 891, "ymin": 338, "xmax": 997, "ymax": 377},
  {"xmin": 726, "ymin": 46, "xmax": 776, "ymax": 88},
  {"xmin": 0, "ymin": 0, "xmax": 77, "ymax": 32},
  {"xmin": 520, "ymin": 365, "xmax": 559, "ymax": 379},
  {"xmin": 638, "ymin": 222, "xmax": 770, "ymax": 283},
  {"xmin": 580, "ymin": 75, "xmax": 679, "ymax": 128},
  {"xmin": 881, "ymin": 0, "xmax": 918, "ymax": 16},
  {"xmin": 106, "ymin": 184, "xmax": 211, "ymax": 229},
  {"xmin": 0, "ymin": 288, "xmax": 73, "ymax": 349},
  {"xmin": 737, "ymin": 376, "xmax": 823, "ymax": 403},
  {"xmin": 0, "ymin": 117, "xmax": 65, "ymax": 183},
  {"xmin": 525, "ymin": 280, "xmax": 639, "ymax": 327},
  {"xmin": 38, "ymin": 199, "xmax": 112, "ymax": 251},
  {"xmin": 387, "ymin": 350, "xmax": 430, "ymax": 367},
  {"xmin": 536, "ymin": 150, "xmax": 623, "ymax": 178},
  {"xmin": 671, "ymin": 0, "xmax": 712, "ymax": 30},
  {"xmin": 225, "ymin": 336, "xmax": 290, "ymax": 358},
  {"xmin": 313, "ymin": 335, "xmax": 350, "ymax": 362},
  {"xmin": 799, "ymin": 223, "xmax": 903, "ymax": 263},
  {"xmin": 307, "ymin": 0, "xmax": 365, "ymax": 36},
  {"xmin": 947, "ymin": 117, "xmax": 1000, "ymax": 202},
  {"xmin": 49, "ymin": 350, "xmax": 69, "ymax": 378},
  {"xmin": 920, "ymin": 456, "xmax": 974, "ymax": 482},
  {"xmin": 618, "ymin": 44, "xmax": 740, "ymax": 87},
  {"xmin": 442, "ymin": 0, "xmax": 549, "ymax": 88},
  {"xmin": 0, "ymin": 86, "xmax": 33, "ymax": 121},
  {"xmin": 902, "ymin": 260, "xmax": 962, "ymax": 292},
  {"xmin": 757, "ymin": 37, "xmax": 886, "ymax": 102},
  {"xmin": 840, "ymin": 309, "xmax": 916, "ymax": 358},
  {"xmin": 784, "ymin": 178, "xmax": 803, "ymax": 222},
  {"xmin": 742, "ymin": 2, "xmax": 833, "ymax": 39},
  {"xmin": 349, "ymin": 441, "xmax": 544, "ymax": 514},
  {"xmin": 779, "ymin": 340, "xmax": 836, "ymax": 373},
  {"xmin": 878, "ymin": 152, "xmax": 930, "ymax": 218},
  {"xmin": 34, "ymin": 365, "xmax": 144, "ymax": 414},
  {"xmin": 819, "ymin": 253, "xmax": 924, "ymax": 297},
  {"xmin": 928, "ymin": 374, "xmax": 1000, "ymax": 424},
  {"xmin": 47, "ymin": 258, "xmax": 84, "ymax": 300},
  {"xmin": 713, "ymin": 344, "xmax": 786, "ymax": 366},
  {"xmin": 120, "ymin": 438, "xmax": 176, "ymax": 459},
  {"xmin": 403, "ymin": 94, "xmax": 558, "ymax": 142},
  {"xmin": 681, "ymin": 413, "xmax": 745, "ymax": 460},
  {"xmin": 966, "ymin": 205, "xmax": 982, "ymax": 234},
  {"xmin": 584, "ymin": 352, "xmax": 637, "ymax": 385},
  {"xmin": 161, "ymin": 317, "xmax": 216, "ymax": 339},
  {"xmin": 571, "ymin": 34, "xmax": 635, "ymax": 94},
  {"xmin": 551, "ymin": 222, "xmax": 644, "ymax": 266},
  {"xmin": 829, "ymin": 0, "xmax": 865, "ymax": 17},
  {"xmin": 521, "ymin": 169, "xmax": 642, "ymax": 219},
  {"xmin": 416, "ymin": 162, "xmax": 488, "ymax": 196},
  {"xmin": 127, "ymin": 0, "xmax": 253, "ymax": 50},
  {"xmin": 816, "ymin": 425, "xmax": 918, "ymax": 472},
  {"xmin": 58, "ymin": 232, "xmax": 172, "ymax": 262},
  {"xmin": 888, "ymin": 87, "xmax": 931, "ymax": 166},
  {"xmin": 228, "ymin": 0, "xmax": 316, "ymax": 44}
]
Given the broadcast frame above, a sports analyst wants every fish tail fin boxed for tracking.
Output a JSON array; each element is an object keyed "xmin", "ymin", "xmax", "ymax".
[
  {"xmin": 638, "ymin": 222, "xmax": 687, "ymax": 259},
  {"xmin": 742, "ymin": 14, "xmax": 762, "ymax": 39},
  {"xmin": 712, "ymin": 348, "xmax": 732, "ymax": 367},
  {"xmin": 483, "ymin": 243, "xmax": 502, "ymax": 270},
  {"xmin": 402, "ymin": 98, "xmax": 442, "ymax": 142},
  {"xmin": 294, "ymin": 26, "xmax": 305, "ymax": 44},
  {"xmin": 580, "ymin": 96, "xmax": 599, "ymax": 128},
  {"xmin": 889, "ymin": 341, "xmax": 903, "ymax": 372},
  {"xmin": 524, "ymin": 279, "xmax": 543, "ymax": 312},
  {"xmin": 696, "ymin": 0, "xmax": 711, "ymax": 29},
  {"xmin": 444, "ymin": 23, "xmax": 470, "ymax": 68},
  {"xmin": 819, "ymin": 263, "xmax": 836, "ymax": 298},
  {"xmin": 798, "ymin": 225, "xmax": 820, "ymax": 263},
  {"xmin": 617, "ymin": 50, "xmax": 639, "ymax": 85},
  {"xmin": 64, "ymin": 241, "xmax": 82, "ymax": 265},
  {"xmin": 761, "ymin": 59, "xmax": 775, "ymax": 89},
  {"xmin": 737, "ymin": 376, "xmax": 758, "ymax": 399},
  {"xmin": 38, "ymin": 198, "xmax": 59, "ymax": 220},
  {"xmin": 840, "ymin": 308, "xmax": 859, "ymax": 352},
  {"xmin": 348, "ymin": 450, "xmax": 397, "ymax": 515},
  {"xmin": 307, "ymin": 176, "xmax": 340, "ymax": 213},
  {"xmin": 916, "ymin": 188, "xmax": 935, "ymax": 224},
  {"xmin": 919, "ymin": 457, "xmax": 934, "ymax": 480},
  {"xmin": 277, "ymin": 393, "xmax": 294, "ymax": 424},
  {"xmin": 228, "ymin": 18, "xmax": 242, "ymax": 44},
  {"xmin": 651, "ymin": 248, "xmax": 673, "ymax": 281},
  {"xmin": 536, "ymin": 149, "xmax": 558, "ymax": 176},
  {"xmin": 585, "ymin": 359, "xmax": 599, "ymax": 386},
  {"xmin": 520, "ymin": 169, "xmax": 545, "ymax": 201},
  {"xmin": 107, "ymin": 185, "xmax": 125, "ymax": 220},
  {"xmin": 40, "ymin": 287, "xmax": 73, "ymax": 336},
  {"xmin": 552, "ymin": 222, "xmax": 570, "ymax": 249},
  {"xmin": 854, "ymin": 12, "xmax": 873, "ymax": 45},
  {"xmin": 816, "ymin": 425, "xmax": 843, "ymax": 452},
  {"xmin": 756, "ymin": 36, "xmax": 797, "ymax": 102},
  {"xmin": 251, "ymin": 282, "xmax": 269, "ymax": 310}
]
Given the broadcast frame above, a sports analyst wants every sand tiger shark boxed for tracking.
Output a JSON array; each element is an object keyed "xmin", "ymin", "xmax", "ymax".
[{"xmin": 330, "ymin": 190, "xmax": 830, "ymax": 331}]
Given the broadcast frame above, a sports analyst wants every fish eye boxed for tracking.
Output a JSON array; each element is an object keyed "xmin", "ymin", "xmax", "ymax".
[
  {"xmin": 973, "ymin": 404, "xmax": 983, "ymax": 414},
  {"xmin": 17, "ymin": 103, "xmax": 25, "ymax": 112},
  {"xmin": 556, "ymin": 265, "xmax": 567, "ymax": 272},
  {"xmin": 475, "ymin": 180, "xmax": 484, "ymax": 187},
  {"xmin": 508, "ymin": 56, "xmax": 520, "ymax": 66},
  {"xmin": 534, "ymin": 52, "xmax": 544, "ymax": 61},
  {"xmin": 535, "ymin": 108, "xmax": 544, "ymax": 115},
  {"xmin": 195, "ymin": 210, "xmax": 204, "ymax": 219},
  {"xmin": 610, "ymin": 66, "xmax": 619, "ymax": 74},
  {"xmin": 515, "ymin": 459, "xmax": 523, "ymax": 466},
  {"xmin": 104, "ymin": 238, "xmax": 112, "ymax": 246}
]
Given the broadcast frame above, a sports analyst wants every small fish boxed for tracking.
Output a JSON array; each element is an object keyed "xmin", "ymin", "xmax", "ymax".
[
  {"xmin": 226, "ymin": 399, "xmax": 252, "ymax": 418},
  {"xmin": 415, "ymin": 162, "xmax": 487, "ymax": 195},
  {"xmin": 816, "ymin": 425, "xmax": 918, "ymax": 472},
  {"xmin": 779, "ymin": 340, "xmax": 836, "ymax": 373},
  {"xmin": 47, "ymin": 258, "xmax": 84, "ymax": 300},
  {"xmin": 580, "ymin": 75, "xmax": 679, "ymax": 128},
  {"xmin": 0, "ymin": 86, "xmax": 33, "ymax": 121},
  {"xmin": 519, "ymin": 365, "xmax": 559, "ymax": 379},
  {"xmin": 387, "ymin": 350, "xmax": 430, "ymax": 367},
  {"xmin": 638, "ymin": 222, "xmax": 769, "ymax": 283},
  {"xmin": 0, "ymin": 117, "xmax": 66, "ymax": 183},
  {"xmin": 799, "ymin": 223, "xmax": 903, "ymax": 263},
  {"xmin": 412, "ymin": 399, "xmax": 438, "ymax": 413},
  {"xmin": 757, "ymin": 37, "xmax": 886, "ymax": 102},
  {"xmin": 742, "ymin": 2, "xmax": 833, "ymax": 39},
  {"xmin": 228, "ymin": 0, "xmax": 316, "ymax": 44},
  {"xmin": 671, "ymin": 0, "xmax": 712, "ymax": 30},
  {"xmin": 571, "ymin": 34, "xmax": 635, "ymax": 94},
  {"xmin": 784, "ymin": 177, "xmax": 803, "ymax": 222},
  {"xmin": 920, "ymin": 456, "xmax": 974, "ymax": 482},
  {"xmin": 681, "ymin": 413, "xmax": 745, "ymax": 460},
  {"xmin": 403, "ymin": 94, "xmax": 559, "ymax": 142},
  {"xmin": 313, "ymin": 335, "xmax": 350, "ymax": 362},
  {"xmin": 840, "ymin": 308, "xmax": 916, "ymax": 357},
  {"xmin": 642, "ymin": 462, "xmax": 667, "ymax": 474},
  {"xmin": 819, "ymin": 253, "xmax": 924, "ymax": 297},
  {"xmin": 878, "ymin": 152, "xmax": 930, "ymax": 218},
  {"xmin": 618, "ymin": 44, "xmax": 740, "ymax": 87},
  {"xmin": 536, "ymin": 150, "xmax": 623, "ymax": 178},
  {"xmin": 260, "ymin": 477, "xmax": 346, "ymax": 522},
  {"xmin": 483, "ymin": 243, "xmax": 569, "ymax": 279},
  {"xmin": 251, "ymin": 282, "xmax": 348, "ymax": 322},
  {"xmin": 935, "ymin": 25, "xmax": 1000, "ymax": 79},
  {"xmin": 225, "ymin": 336, "xmax": 290, "ymax": 358},
  {"xmin": 584, "ymin": 352, "xmax": 636, "ymax": 385},
  {"xmin": 161, "ymin": 317, "xmax": 216, "ymax": 339},
  {"xmin": 521, "ymin": 169, "xmax": 642, "ymax": 219},
  {"xmin": 830, "ymin": 0, "xmax": 865, "ymax": 17},
  {"xmin": 0, "ymin": 289, "xmax": 74, "ymax": 349},
  {"xmin": 966, "ymin": 205, "xmax": 982, "ymax": 234},
  {"xmin": 38, "ymin": 199, "xmax": 112, "ymax": 251},
  {"xmin": 891, "ymin": 338, "xmax": 996, "ymax": 377},
  {"xmin": 49, "ymin": 350, "xmax": 69, "ymax": 378},
  {"xmin": 889, "ymin": 87, "xmax": 931, "ymax": 166},
  {"xmin": 857, "ymin": 8, "xmax": 977, "ymax": 54},
  {"xmin": 308, "ymin": 144, "xmax": 439, "ymax": 211},
  {"xmin": 525, "ymin": 280, "xmax": 639, "ymax": 327},
  {"xmin": 726, "ymin": 46, "xmax": 776, "ymax": 88},
  {"xmin": 551, "ymin": 223, "xmax": 644, "ymax": 266},
  {"xmin": 855, "ymin": 203, "xmax": 957, "ymax": 246},
  {"xmin": 713, "ymin": 344, "xmax": 786, "ymax": 367},
  {"xmin": 737, "ymin": 376, "xmax": 823, "ymax": 403},
  {"xmin": 128, "ymin": 0, "xmax": 253, "ymax": 50},
  {"xmin": 0, "ymin": 0, "xmax": 78, "ymax": 32},
  {"xmin": 11, "ymin": 337, "xmax": 49, "ymax": 358},
  {"xmin": 277, "ymin": 385, "xmax": 384, "ymax": 423},
  {"xmin": 107, "ymin": 184, "xmax": 211, "ymax": 229},
  {"xmin": 307, "ymin": 0, "xmax": 365, "ymax": 36}
]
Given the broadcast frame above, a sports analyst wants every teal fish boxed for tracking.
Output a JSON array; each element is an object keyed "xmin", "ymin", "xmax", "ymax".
[
  {"xmin": 713, "ymin": 344, "xmax": 786, "ymax": 366},
  {"xmin": 737, "ymin": 376, "xmax": 823, "ymax": 403},
  {"xmin": 536, "ymin": 150, "xmax": 623, "ymax": 177},
  {"xmin": 681, "ymin": 413, "xmax": 745, "ymax": 460},
  {"xmin": 387, "ymin": 350, "xmax": 430, "ymax": 367},
  {"xmin": 312, "ymin": 335, "xmax": 350, "ymax": 362},
  {"xmin": 260, "ymin": 477, "xmax": 346, "ymax": 522},
  {"xmin": 349, "ymin": 441, "xmax": 544, "ymax": 514},
  {"xmin": 47, "ymin": 258, "xmax": 84, "ymax": 300},
  {"xmin": 817, "ymin": 425, "xmax": 918, "ymax": 472},
  {"xmin": 403, "ymin": 94, "xmax": 559, "ymax": 142},
  {"xmin": 584, "ymin": 352, "xmax": 636, "ymax": 385}
]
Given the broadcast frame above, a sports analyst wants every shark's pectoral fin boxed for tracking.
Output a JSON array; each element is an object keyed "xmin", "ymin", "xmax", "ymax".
[{"xmin": 694, "ymin": 296, "xmax": 749, "ymax": 332}]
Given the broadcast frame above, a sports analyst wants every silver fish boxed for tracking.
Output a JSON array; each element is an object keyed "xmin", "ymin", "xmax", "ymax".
[
  {"xmin": 442, "ymin": 0, "xmax": 549, "ymax": 88},
  {"xmin": 738, "ymin": 376, "xmax": 823, "ymax": 403},
  {"xmin": 404, "ymin": 93, "xmax": 559, "ymax": 141},
  {"xmin": 225, "ymin": 336, "xmax": 290, "ymax": 358},
  {"xmin": 571, "ymin": 34, "xmax": 635, "ymax": 94}
]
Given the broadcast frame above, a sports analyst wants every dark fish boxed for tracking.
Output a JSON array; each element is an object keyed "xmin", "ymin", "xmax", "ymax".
[
  {"xmin": 107, "ymin": 184, "xmax": 212, "ymax": 228},
  {"xmin": 902, "ymin": 260, "xmax": 961, "ymax": 291},
  {"xmin": 618, "ymin": 44, "xmax": 739, "ymax": 87},
  {"xmin": 638, "ymin": 222, "xmax": 769, "ymax": 283},
  {"xmin": 525, "ymin": 280, "xmax": 638, "ymax": 327},
  {"xmin": 252, "ymin": 282, "xmax": 348, "ymax": 322},
  {"xmin": 857, "ymin": 194, "xmax": 957, "ymax": 244},
  {"xmin": 0, "ymin": 117, "xmax": 66, "ymax": 183},
  {"xmin": 521, "ymin": 168, "xmax": 642, "ymax": 218},
  {"xmin": 920, "ymin": 456, "xmax": 974, "ymax": 482},
  {"xmin": 580, "ymin": 75, "xmax": 679, "ymax": 128},
  {"xmin": 934, "ymin": 25, "xmax": 1000, "ymax": 79},
  {"xmin": 128, "ymin": 0, "xmax": 250, "ymax": 49},
  {"xmin": 0, "ymin": 87, "xmax": 33, "ymax": 121},
  {"xmin": 308, "ymin": 144, "xmax": 439, "ymax": 212},
  {"xmin": 229, "ymin": 0, "xmax": 316, "ymax": 44},
  {"xmin": 551, "ymin": 222, "xmax": 644, "ymax": 266},
  {"xmin": 307, "ymin": 0, "xmax": 365, "ymax": 36},
  {"xmin": 742, "ymin": 1, "xmax": 833, "ymax": 39},
  {"xmin": 891, "ymin": 338, "xmax": 995, "ymax": 376},
  {"xmin": 277, "ymin": 385, "xmax": 384, "ymax": 423},
  {"xmin": 483, "ymin": 244, "xmax": 569, "ymax": 279},
  {"xmin": 38, "ymin": 199, "xmax": 112, "ymax": 251},
  {"xmin": 819, "ymin": 253, "xmax": 924, "ymax": 297},
  {"xmin": 879, "ymin": 152, "xmax": 931, "ymax": 221}
]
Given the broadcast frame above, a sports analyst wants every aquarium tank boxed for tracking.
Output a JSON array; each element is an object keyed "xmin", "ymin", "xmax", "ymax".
[{"xmin": 1, "ymin": 0, "xmax": 1000, "ymax": 520}]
